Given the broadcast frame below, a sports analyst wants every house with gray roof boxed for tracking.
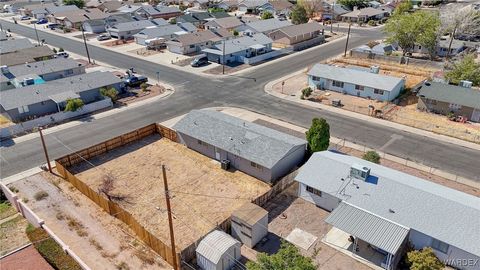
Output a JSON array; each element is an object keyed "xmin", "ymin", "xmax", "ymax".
[
  {"xmin": 412, "ymin": 38, "xmax": 466, "ymax": 57},
  {"xmin": 296, "ymin": 151, "xmax": 480, "ymax": 270},
  {"xmin": 166, "ymin": 30, "xmax": 222, "ymax": 54},
  {"xmin": 0, "ymin": 71, "xmax": 123, "ymax": 122},
  {"xmin": 341, "ymin": 7, "xmax": 389, "ymax": 22},
  {"xmin": 416, "ymin": 81, "xmax": 480, "ymax": 122},
  {"xmin": 133, "ymin": 5, "xmax": 182, "ymax": 20},
  {"xmin": 106, "ymin": 19, "xmax": 156, "ymax": 39},
  {"xmin": 0, "ymin": 46, "xmax": 55, "ymax": 66},
  {"xmin": 237, "ymin": 18, "xmax": 292, "ymax": 35},
  {"xmin": 173, "ymin": 109, "xmax": 306, "ymax": 182},
  {"xmin": 307, "ymin": 63, "xmax": 405, "ymax": 101},
  {"xmin": 134, "ymin": 22, "xmax": 197, "ymax": 45},
  {"xmin": 205, "ymin": 16, "xmax": 244, "ymax": 30},
  {"xmin": 0, "ymin": 58, "xmax": 86, "ymax": 91},
  {"xmin": 238, "ymin": 0, "xmax": 273, "ymax": 14},
  {"xmin": 0, "ymin": 38, "xmax": 35, "ymax": 54},
  {"xmin": 202, "ymin": 33, "xmax": 275, "ymax": 64}
]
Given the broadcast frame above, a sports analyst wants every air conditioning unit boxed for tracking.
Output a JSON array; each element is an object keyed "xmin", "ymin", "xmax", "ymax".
[
  {"xmin": 23, "ymin": 77, "xmax": 35, "ymax": 86},
  {"xmin": 350, "ymin": 164, "xmax": 370, "ymax": 181},
  {"xmin": 221, "ymin": 159, "xmax": 230, "ymax": 170},
  {"xmin": 0, "ymin": 65, "xmax": 8, "ymax": 74},
  {"xmin": 370, "ymin": 65, "xmax": 380, "ymax": 74}
]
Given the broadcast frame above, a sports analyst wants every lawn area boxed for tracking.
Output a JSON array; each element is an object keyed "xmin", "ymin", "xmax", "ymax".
[
  {"xmin": 0, "ymin": 201, "xmax": 17, "ymax": 220},
  {"xmin": 26, "ymin": 224, "xmax": 82, "ymax": 270}
]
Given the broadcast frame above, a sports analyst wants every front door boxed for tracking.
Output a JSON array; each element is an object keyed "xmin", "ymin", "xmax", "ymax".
[{"xmin": 214, "ymin": 147, "xmax": 221, "ymax": 160}]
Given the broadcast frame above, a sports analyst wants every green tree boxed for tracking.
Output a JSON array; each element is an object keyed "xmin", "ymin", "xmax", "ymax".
[
  {"xmin": 208, "ymin": 7, "xmax": 224, "ymax": 13},
  {"xmin": 362, "ymin": 151, "xmax": 381, "ymax": 164},
  {"xmin": 445, "ymin": 54, "xmax": 480, "ymax": 86},
  {"xmin": 261, "ymin": 11, "xmax": 274, "ymax": 20},
  {"xmin": 416, "ymin": 11, "xmax": 440, "ymax": 60},
  {"xmin": 301, "ymin": 87, "xmax": 313, "ymax": 99},
  {"xmin": 247, "ymin": 241, "xmax": 316, "ymax": 270},
  {"xmin": 169, "ymin": 18, "xmax": 177, "ymax": 24},
  {"xmin": 63, "ymin": 0, "xmax": 84, "ymax": 8},
  {"xmin": 233, "ymin": 29, "xmax": 239, "ymax": 36},
  {"xmin": 64, "ymin": 98, "xmax": 84, "ymax": 112},
  {"xmin": 406, "ymin": 248, "xmax": 444, "ymax": 270},
  {"xmin": 337, "ymin": 0, "xmax": 369, "ymax": 10},
  {"xmin": 392, "ymin": 0, "xmax": 412, "ymax": 16},
  {"xmin": 306, "ymin": 118, "xmax": 330, "ymax": 153},
  {"xmin": 100, "ymin": 87, "xmax": 119, "ymax": 101},
  {"xmin": 290, "ymin": 5, "xmax": 309, "ymax": 25}
]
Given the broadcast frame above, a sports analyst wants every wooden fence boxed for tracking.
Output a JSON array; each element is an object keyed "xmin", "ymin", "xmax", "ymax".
[{"xmin": 55, "ymin": 123, "xmax": 183, "ymax": 267}]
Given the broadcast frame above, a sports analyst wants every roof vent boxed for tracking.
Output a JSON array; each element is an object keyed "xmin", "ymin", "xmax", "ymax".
[
  {"xmin": 389, "ymin": 208, "xmax": 395, "ymax": 213},
  {"xmin": 350, "ymin": 164, "xmax": 370, "ymax": 181}
]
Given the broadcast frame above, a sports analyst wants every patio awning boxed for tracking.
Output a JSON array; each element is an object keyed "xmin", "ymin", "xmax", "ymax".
[
  {"xmin": 49, "ymin": 91, "xmax": 80, "ymax": 103},
  {"xmin": 249, "ymin": 44, "xmax": 266, "ymax": 50},
  {"xmin": 325, "ymin": 202, "xmax": 410, "ymax": 255}
]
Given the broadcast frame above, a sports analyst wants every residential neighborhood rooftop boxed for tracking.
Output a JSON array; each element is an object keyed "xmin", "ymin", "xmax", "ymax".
[
  {"xmin": 308, "ymin": 63, "xmax": 404, "ymax": 91},
  {"xmin": 173, "ymin": 110, "xmax": 306, "ymax": 169},
  {"xmin": 0, "ymin": 46, "xmax": 55, "ymax": 66},
  {"xmin": 274, "ymin": 22, "xmax": 323, "ymax": 37},
  {"xmin": 196, "ymin": 230, "xmax": 240, "ymax": 264},
  {"xmin": 203, "ymin": 33, "xmax": 272, "ymax": 55},
  {"xmin": 232, "ymin": 202, "xmax": 268, "ymax": 226},
  {"xmin": 417, "ymin": 81, "xmax": 480, "ymax": 109},
  {"xmin": 245, "ymin": 18, "xmax": 292, "ymax": 33},
  {"xmin": 296, "ymin": 151, "xmax": 480, "ymax": 257},
  {"xmin": 108, "ymin": 19, "xmax": 156, "ymax": 31},
  {"xmin": 0, "ymin": 38, "xmax": 35, "ymax": 54},
  {"xmin": 0, "ymin": 58, "xmax": 84, "ymax": 82}
]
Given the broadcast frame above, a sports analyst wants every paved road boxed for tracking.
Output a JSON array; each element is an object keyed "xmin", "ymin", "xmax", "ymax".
[{"xmin": 1, "ymin": 21, "xmax": 480, "ymax": 183}]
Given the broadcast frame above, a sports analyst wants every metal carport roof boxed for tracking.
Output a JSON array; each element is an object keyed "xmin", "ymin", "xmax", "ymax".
[{"xmin": 325, "ymin": 202, "xmax": 410, "ymax": 255}]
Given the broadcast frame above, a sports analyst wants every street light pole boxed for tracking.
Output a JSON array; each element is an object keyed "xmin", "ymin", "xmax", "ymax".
[
  {"xmin": 343, "ymin": 22, "xmax": 351, "ymax": 57},
  {"xmin": 81, "ymin": 25, "xmax": 91, "ymax": 64},
  {"xmin": 33, "ymin": 23, "xmax": 41, "ymax": 45}
]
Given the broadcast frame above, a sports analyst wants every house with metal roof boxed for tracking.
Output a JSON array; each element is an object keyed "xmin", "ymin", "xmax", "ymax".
[
  {"xmin": 106, "ymin": 19, "xmax": 156, "ymax": 39},
  {"xmin": 202, "ymin": 33, "xmax": 275, "ymax": 64},
  {"xmin": 173, "ymin": 109, "xmax": 306, "ymax": 182},
  {"xmin": 0, "ymin": 71, "xmax": 123, "ymax": 122},
  {"xmin": 196, "ymin": 230, "xmax": 241, "ymax": 270},
  {"xmin": 133, "ymin": 22, "xmax": 197, "ymax": 45},
  {"xmin": 0, "ymin": 58, "xmax": 86, "ymax": 91},
  {"xmin": 236, "ymin": 17, "xmax": 292, "ymax": 35},
  {"xmin": 416, "ymin": 81, "xmax": 480, "ymax": 122},
  {"xmin": 307, "ymin": 63, "xmax": 405, "ymax": 101},
  {"xmin": 267, "ymin": 22, "xmax": 324, "ymax": 50},
  {"xmin": 296, "ymin": 151, "xmax": 480, "ymax": 270}
]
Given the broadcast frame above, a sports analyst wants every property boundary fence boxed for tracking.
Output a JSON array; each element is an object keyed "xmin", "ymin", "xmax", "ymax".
[
  {"xmin": 55, "ymin": 123, "xmax": 182, "ymax": 267},
  {"xmin": 0, "ymin": 182, "xmax": 91, "ymax": 270},
  {"xmin": 349, "ymin": 50, "xmax": 445, "ymax": 70}
]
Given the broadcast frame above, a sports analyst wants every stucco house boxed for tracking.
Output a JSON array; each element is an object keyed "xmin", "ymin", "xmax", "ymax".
[
  {"xmin": 238, "ymin": 0, "xmax": 273, "ymax": 14},
  {"xmin": 106, "ymin": 20, "xmax": 157, "ymax": 39},
  {"xmin": 267, "ymin": 22, "xmax": 324, "ymax": 50},
  {"xmin": 340, "ymin": 7, "xmax": 389, "ymax": 22},
  {"xmin": 204, "ymin": 16, "xmax": 244, "ymax": 30},
  {"xmin": 133, "ymin": 22, "xmax": 197, "ymax": 45},
  {"xmin": 416, "ymin": 81, "xmax": 480, "ymax": 122},
  {"xmin": 166, "ymin": 30, "xmax": 221, "ymax": 55},
  {"xmin": 296, "ymin": 151, "xmax": 480, "ymax": 270},
  {"xmin": 236, "ymin": 18, "xmax": 291, "ymax": 36},
  {"xmin": 0, "ymin": 71, "xmax": 123, "ymax": 122},
  {"xmin": 173, "ymin": 109, "xmax": 306, "ymax": 183},
  {"xmin": 307, "ymin": 63, "xmax": 405, "ymax": 101}
]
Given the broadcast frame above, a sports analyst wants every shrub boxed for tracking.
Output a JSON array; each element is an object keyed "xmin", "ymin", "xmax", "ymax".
[
  {"xmin": 302, "ymin": 87, "xmax": 313, "ymax": 99},
  {"xmin": 100, "ymin": 87, "xmax": 119, "ymax": 101},
  {"xmin": 64, "ymin": 98, "xmax": 84, "ymax": 112},
  {"xmin": 406, "ymin": 248, "xmax": 444, "ymax": 270},
  {"xmin": 59, "ymin": 48, "xmax": 64, "ymax": 52},
  {"xmin": 34, "ymin": 191, "xmax": 49, "ymax": 201},
  {"xmin": 367, "ymin": 20, "xmax": 376, "ymax": 26},
  {"xmin": 52, "ymin": 48, "xmax": 57, "ymax": 53},
  {"xmin": 140, "ymin": 83, "xmax": 148, "ymax": 92},
  {"xmin": 362, "ymin": 151, "xmax": 381, "ymax": 164}
]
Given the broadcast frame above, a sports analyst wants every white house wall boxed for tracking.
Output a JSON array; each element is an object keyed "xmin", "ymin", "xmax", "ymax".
[{"xmin": 298, "ymin": 183, "xmax": 341, "ymax": 211}]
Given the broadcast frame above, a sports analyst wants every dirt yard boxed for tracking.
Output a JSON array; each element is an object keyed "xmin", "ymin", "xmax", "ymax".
[
  {"xmin": 10, "ymin": 173, "xmax": 170, "ymax": 270},
  {"xmin": 70, "ymin": 135, "xmax": 271, "ymax": 250},
  {"xmin": 386, "ymin": 104, "xmax": 480, "ymax": 144},
  {"xmin": 0, "ymin": 214, "xmax": 29, "ymax": 256}
]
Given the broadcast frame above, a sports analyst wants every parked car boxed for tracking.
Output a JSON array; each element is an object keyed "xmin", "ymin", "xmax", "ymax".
[
  {"xmin": 124, "ymin": 76, "xmax": 148, "ymax": 87},
  {"xmin": 96, "ymin": 34, "xmax": 111, "ymax": 41},
  {"xmin": 55, "ymin": 52, "xmax": 69, "ymax": 58},
  {"xmin": 47, "ymin": 23, "xmax": 60, "ymax": 30},
  {"xmin": 191, "ymin": 55, "xmax": 209, "ymax": 67},
  {"xmin": 19, "ymin": 15, "xmax": 31, "ymax": 20},
  {"xmin": 36, "ymin": 18, "xmax": 48, "ymax": 24}
]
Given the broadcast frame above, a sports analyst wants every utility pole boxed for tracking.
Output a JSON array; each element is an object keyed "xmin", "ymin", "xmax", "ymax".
[
  {"xmin": 222, "ymin": 38, "xmax": 226, "ymax": 75},
  {"xmin": 343, "ymin": 23, "xmax": 351, "ymax": 57},
  {"xmin": 162, "ymin": 165, "xmax": 178, "ymax": 270},
  {"xmin": 156, "ymin": 71, "xmax": 160, "ymax": 85},
  {"xmin": 39, "ymin": 127, "xmax": 52, "ymax": 173},
  {"xmin": 81, "ymin": 25, "xmax": 91, "ymax": 64},
  {"xmin": 33, "ymin": 23, "xmax": 41, "ymax": 45},
  {"xmin": 330, "ymin": 0, "xmax": 335, "ymax": 33},
  {"xmin": 446, "ymin": 26, "xmax": 457, "ymax": 61}
]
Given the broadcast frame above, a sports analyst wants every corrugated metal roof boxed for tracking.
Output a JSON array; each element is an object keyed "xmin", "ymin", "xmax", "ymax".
[
  {"xmin": 325, "ymin": 202, "xmax": 409, "ymax": 254},
  {"xmin": 173, "ymin": 110, "xmax": 306, "ymax": 169},
  {"xmin": 308, "ymin": 63, "xmax": 404, "ymax": 91},
  {"xmin": 196, "ymin": 230, "xmax": 240, "ymax": 264},
  {"xmin": 295, "ymin": 151, "xmax": 480, "ymax": 257}
]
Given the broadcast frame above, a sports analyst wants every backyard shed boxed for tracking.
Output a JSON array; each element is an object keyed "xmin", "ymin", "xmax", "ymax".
[
  {"xmin": 196, "ymin": 230, "xmax": 241, "ymax": 270},
  {"xmin": 231, "ymin": 202, "xmax": 268, "ymax": 248}
]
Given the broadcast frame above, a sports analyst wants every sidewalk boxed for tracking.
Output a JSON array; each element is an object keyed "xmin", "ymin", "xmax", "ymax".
[{"xmin": 264, "ymin": 70, "xmax": 480, "ymax": 152}]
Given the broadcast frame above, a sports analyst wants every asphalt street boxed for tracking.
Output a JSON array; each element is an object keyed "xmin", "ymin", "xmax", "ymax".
[{"xmin": 1, "ymin": 20, "xmax": 479, "ymax": 183}]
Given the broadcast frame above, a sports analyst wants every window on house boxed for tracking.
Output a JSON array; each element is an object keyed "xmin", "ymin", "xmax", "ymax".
[
  {"xmin": 251, "ymin": 161, "xmax": 262, "ymax": 169},
  {"xmin": 332, "ymin": 80, "xmax": 344, "ymax": 88},
  {"xmin": 306, "ymin": 185, "xmax": 322, "ymax": 197},
  {"xmin": 65, "ymin": 69, "xmax": 73, "ymax": 75},
  {"xmin": 355, "ymin": 85, "xmax": 364, "ymax": 91},
  {"xmin": 311, "ymin": 76, "xmax": 320, "ymax": 81},
  {"xmin": 18, "ymin": 105, "xmax": 29, "ymax": 114},
  {"xmin": 426, "ymin": 98, "xmax": 437, "ymax": 105},
  {"xmin": 449, "ymin": 103, "xmax": 462, "ymax": 110},
  {"xmin": 431, "ymin": 238, "xmax": 449, "ymax": 253},
  {"xmin": 374, "ymin": 89, "xmax": 384, "ymax": 95},
  {"xmin": 189, "ymin": 44, "xmax": 195, "ymax": 48}
]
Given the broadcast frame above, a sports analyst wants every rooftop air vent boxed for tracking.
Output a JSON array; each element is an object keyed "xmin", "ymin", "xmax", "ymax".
[{"xmin": 350, "ymin": 164, "xmax": 370, "ymax": 181}]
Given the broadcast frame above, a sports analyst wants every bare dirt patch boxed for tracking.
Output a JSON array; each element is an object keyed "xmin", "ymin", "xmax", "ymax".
[
  {"xmin": 70, "ymin": 135, "xmax": 271, "ymax": 250},
  {"xmin": 117, "ymin": 84, "xmax": 166, "ymax": 106},
  {"xmin": 12, "ymin": 173, "xmax": 170, "ymax": 270},
  {"xmin": 0, "ymin": 215, "xmax": 29, "ymax": 256}
]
